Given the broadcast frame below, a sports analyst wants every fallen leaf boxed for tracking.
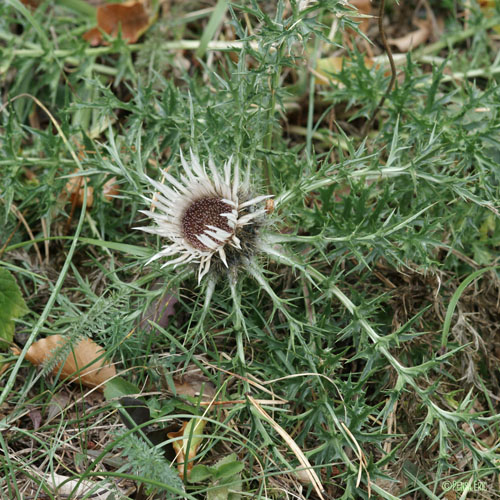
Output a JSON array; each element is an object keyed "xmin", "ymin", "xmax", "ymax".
[
  {"xmin": 103, "ymin": 176, "xmax": 119, "ymax": 201},
  {"xmin": 46, "ymin": 393, "xmax": 70, "ymax": 422},
  {"xmin": 351, "ymin": 0, "xmax": 371, "ymax": 12},
  {"xmin": 62, "ymin": 175, "xmax": 94, "ymax": 209},
  {"xmin": 82, "ymin": 27, "xmax": 103, "ymax": 47},
  {"xmin": 479, "ymin": 0, "xmax": 500, "ymax": 33},
  {"xmin": 349, "ymin": 0, "xmax": 372, "ymax": 34},
  {"xmin": 28, "ymin": 408, "xmax": 42, "ymax": 430},
  {"xmin": 314, "ymin": 56, "xmax": 374, "ymax": 85},
  {"xmin": 443, "ymin": 489, "xmax": 457, "ymax": 500},
  {"xmin": 83, "ymin": 2, "xmax": 153, "ymax": 46},
  {"xmin": 0, "ymin": 356, "xmax": 11, "ymax": 377},
  {"xmin": 20, "ymin": 0, "xmax": 41, "ymax": 8},
  {"xmin": 172, "ymin": 365, "xmax": 216, "ymax": 402},
  {"xmin": 33, "ymin": 471, "xmax": 122, "ymax": 499},
  {"xmin": 141, "ymin": 291, "xmax": 178, "ymax": 332},
  {"xmin": 388, "ymin": 21, "xmax": 431, "ymax": 52},
  {"xmin": 168, "ymin": 418, "xmax": 207, "ymax": 479},
  {"xmin": 12, "ymin": 335, "xmax": 116, "ymax": 391}
]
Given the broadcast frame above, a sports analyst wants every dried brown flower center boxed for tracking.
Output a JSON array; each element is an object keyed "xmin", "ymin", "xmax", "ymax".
[{"xmin": 181, "ymin": 197, "xmax": 232, "ymax": 250}]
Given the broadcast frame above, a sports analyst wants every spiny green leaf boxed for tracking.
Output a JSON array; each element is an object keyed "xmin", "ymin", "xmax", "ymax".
[{"xmin": 0, "ymin": 268, "xmax": 29, "ymax": 348}]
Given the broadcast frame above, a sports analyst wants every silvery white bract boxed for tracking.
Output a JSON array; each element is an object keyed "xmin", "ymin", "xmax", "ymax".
[{"xmin": 136, "ymin": 150, "xmax": 271, "ymax": 282}]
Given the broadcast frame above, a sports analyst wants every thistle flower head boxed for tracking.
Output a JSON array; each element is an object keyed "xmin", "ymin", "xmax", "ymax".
[{"xmin": 136, "ymin": 150, "xmax": 271, "ymax": 282}]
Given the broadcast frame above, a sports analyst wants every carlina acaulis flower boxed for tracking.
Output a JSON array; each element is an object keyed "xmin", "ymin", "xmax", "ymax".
[{"xmin": 136, "ymin": 150, "xmax": 272, "ymax": 283}]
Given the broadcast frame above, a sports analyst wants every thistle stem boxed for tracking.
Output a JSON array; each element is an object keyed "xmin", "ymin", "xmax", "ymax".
[
  {"xmin": 230, "ymin": 278, "xmax": 246, "ymax": 366},
  {"xmin": 247, "ymin": 263, "xmax": 300, "ymax": 328},
  {"xmin": 263, "ymin": 43, "xmax": 285, "ymax": 191},
  {"xmin": 198, "ymin": 277, "xmax": 216, "ymax": 330}
]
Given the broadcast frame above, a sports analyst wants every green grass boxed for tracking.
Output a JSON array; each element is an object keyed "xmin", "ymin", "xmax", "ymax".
[{"xmin": 1, "ymin": 0, "xmax": 499, "ymax": 499}]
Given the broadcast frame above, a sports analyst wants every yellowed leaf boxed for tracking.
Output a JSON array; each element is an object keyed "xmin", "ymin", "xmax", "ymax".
[
  {"xmin": 479, "ymin": 0, "xmax": 500, "ymax": 33},
  {"xmin": 168, "ymin": 418, "xmax": 207, "ymax": 479},
  {"xmin": 12, "ymin": 335, "xmax": 116, "ymax": 391},
  {"xmin": 314, "ymin": 56, "xmax": 374, "ymax": 85}
]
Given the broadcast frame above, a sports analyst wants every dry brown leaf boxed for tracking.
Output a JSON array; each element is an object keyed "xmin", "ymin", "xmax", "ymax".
[
  {"xmin": 46, "ymin": 393, "xmax": 70, "ymax": 423},
  {"xmin": 20, "ymin": 0, "xmax": 41, "ymax": 8},
  {"xmin": 28, "ymin": 408, "xmax": 42, "ymax": 430},
  {"xmin": 83, "ymin": 27, "xmax": 104, "ymax": 47},
  {"xmin": 12, "ymin": 335, "xmax": 116, "ymax": 391},
  {"xmin": 32, "ymin": 470, "xmax": 121, "ymax": 499},
  {"xmin": 349, "ymin": 0, "xmax": 372, "ymax": 14},
  {"xmin": 443, "ymin": 489, "xmax": 457, "ymax": 500},
  {"xmin": 388, "ymin": 21, "xmax": 431, "ymax": 52},
  {"xmin": 351, "ymin": 0, "xmax": 371, "ymax": 11},
  {"xmin": 83, "ymin": 2, "xmax": 151, "ymax": 46},
  {"xmin": 0, "ymin": 361, "xmax": 11, "ymax": 377},
  {"xmin": 140, "ymin": 290, "xmax": 178, "ymax": 332},
  {"xmin": 63, "ymin": 175, "xmax": 94, "ymax": 208},
  {"xmin": 103, "ymin": 176, "xmax": 119, "ymax": 201},
  {"xmin": 350, "ymin": 0, "xmax": 372, "ymax": 34},
  {"xmin": 172, "ymin": 365, "xmax": 216, "ymax": 402}
]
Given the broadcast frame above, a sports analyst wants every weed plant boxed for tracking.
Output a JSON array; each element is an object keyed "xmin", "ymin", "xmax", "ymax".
[{"xmin": 0, "ymin": 1, "xmax": 499, "ymax": 499}]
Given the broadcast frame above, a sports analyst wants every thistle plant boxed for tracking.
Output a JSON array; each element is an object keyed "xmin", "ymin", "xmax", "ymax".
[
  {"xmin": 1, "ymin": 1, "xmax": 500, "ymax": 499},
  {"xmin": 135, "ymin": 148, "xmax": 317, "ymax": 363},
  {"xmin": 136, "ymin": 150, "xmax": 271, "ymax": 283}
]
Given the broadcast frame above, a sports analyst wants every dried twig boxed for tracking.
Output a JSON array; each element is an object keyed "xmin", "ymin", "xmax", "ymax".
[
  {"xmin": 340, "ymin": 421, "xmax": 372, "ymax": 497},
  {"xmin": 203, "ymin": 361, "xmax": 288, "ymax": 402},
  {"xmin": 362, "ymin": 0, "xmax": 396, "ymax": 135}
]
